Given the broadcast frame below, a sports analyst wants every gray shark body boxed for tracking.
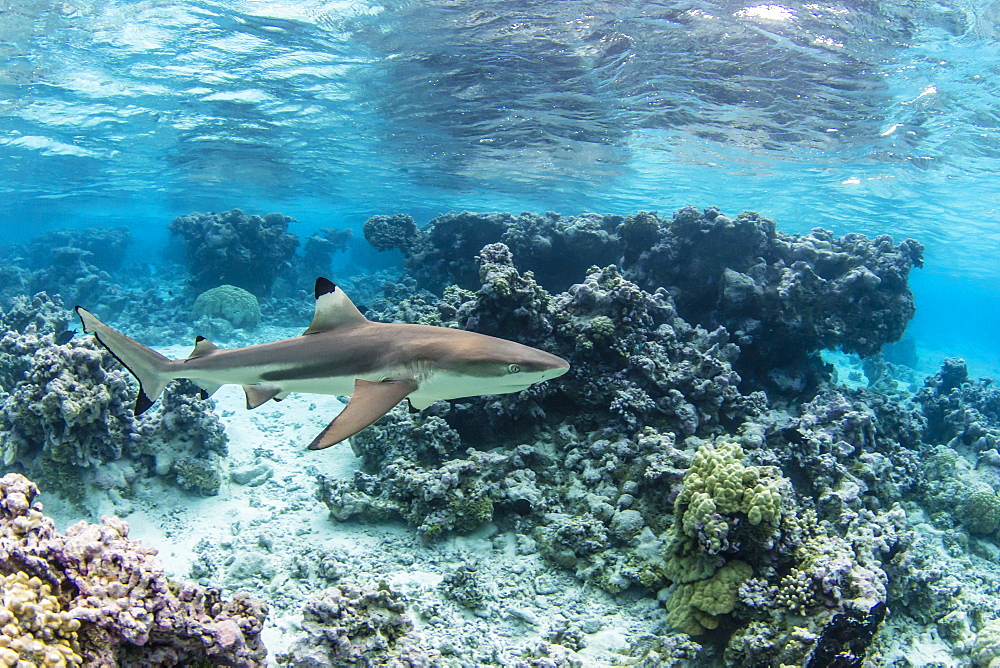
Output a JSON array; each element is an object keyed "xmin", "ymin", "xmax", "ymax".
[{"xmin": 76, "ymin": 278, "xmax": 569, "ymax": 450}]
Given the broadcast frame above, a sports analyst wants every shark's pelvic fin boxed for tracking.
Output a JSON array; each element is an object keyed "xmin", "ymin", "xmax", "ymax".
[
  {"xmin": 75, "ymin": 306, "xmax": 175, "ymax": 416},
  {"xmin": 307, "ymin": 378, "xmax": 418, "ymax": 450},
  {"xmin": 303, "ymin": 277, "xmax": 368, "ymax": 335},
  {"xmin": 244, "ymin": 385, "xmax": 280, "ymax": 409}
]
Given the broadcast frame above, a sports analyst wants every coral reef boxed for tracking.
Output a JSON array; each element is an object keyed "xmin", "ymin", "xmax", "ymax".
[
  {"xmin": 4, "ymin": 204, "xmax": 982, "ymax": 666},
  {"xmin": 362, "ymin": 213, "xmax": 419, "ymax": 253},
  {"xmin": 28, "ymin": 227, "xmax": 131, "ymax": 274},
  {"xmin": 169, "ymin": 209, "xmax": 299, "ymax": 296},
  {"xmin": 627, "ymin": 207, "xmax": 924, "ymax": 389},
  {"xmin": 0, "ymin": 473, "xmax": 267, "ymax": 666},
  {"xmin": 300, "ymin": 227, "xmax": 352, "ymax": 279},
  {"xmin": 445, "ymin": 245, "xmax": 756, "ymax": 444},
  {"xmin": 916, "ymin": 357, "xmax": 1000, "ymax": 453},
  {"xmin": 364, "ymin": 210, "xmax": 625, "ymax": 293},
  {"xmin": 0, "ymin": 303, "xmax": 227, "ymax": 503},
  {"xmin": 192, "ymin": 284, "xmax": 262, "ymax": 330},
  {"xmin": 366, "ymin": 207, "xmax": 923, "ymax": 395}
]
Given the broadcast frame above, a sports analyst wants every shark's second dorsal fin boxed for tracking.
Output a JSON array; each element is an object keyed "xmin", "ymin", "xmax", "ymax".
[
  {"xmin": 188, "ymin": 336, "xmax": 219, "ymax": 359},
  {"xmin": 304, "ymin": 277, "xmax": 367, "ymax": 335}
]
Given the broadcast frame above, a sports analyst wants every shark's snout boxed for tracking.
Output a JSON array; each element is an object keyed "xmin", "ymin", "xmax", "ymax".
[{"xmin": 547, "ymin": 355, "xmax": 570, "ymax": 378}]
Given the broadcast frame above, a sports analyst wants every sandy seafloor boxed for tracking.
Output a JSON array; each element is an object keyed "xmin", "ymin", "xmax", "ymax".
[{"xmin": 35, "ymin": 329, "xmax": 665, "ymax": 666}]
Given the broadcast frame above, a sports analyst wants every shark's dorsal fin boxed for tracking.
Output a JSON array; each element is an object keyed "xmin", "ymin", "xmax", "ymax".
[
  {"xmin": 188, "ymin": 336, "xmax": 220, "ymax": 359},
  {"xmin": 307, "ymin": 378, "xmax": 417, "ymax": 450},
  {"xmin": 303, "ymin": 277, "xmax": 367, "ymax": 335}
]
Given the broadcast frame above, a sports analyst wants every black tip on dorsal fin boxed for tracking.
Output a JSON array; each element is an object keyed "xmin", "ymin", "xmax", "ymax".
[
  {"xmin": 196, "ymin": 335, "xmax": 207, "ymax": 342},
  {"xmin": 315, "ymin": 277, "xmax": 337, "ymax": 299}
]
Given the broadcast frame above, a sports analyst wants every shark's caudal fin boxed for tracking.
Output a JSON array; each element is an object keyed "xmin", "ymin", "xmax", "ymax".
[{"xmin": 75, "ymin": 307, "xmax": 176, "ymax": 416}]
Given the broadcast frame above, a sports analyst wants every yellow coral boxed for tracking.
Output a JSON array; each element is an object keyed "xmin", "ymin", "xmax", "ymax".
[
  {"xmin": 665, "ymin": 560, "xmax": 753, "ymax": 635},
  {"xmin": 665, "ymin": 441, "xmax": 783, "ymax": 585},
  {"xmin": 663, "ymin": 441, "xmax": 789, "ymax": 634},
  {"xmin": 0, "ymin": 572, "xmax": 82, "ymax": 667},
  {"xmin": 678, "ymin": 442, "xmax": 782, "ymax": 526}
]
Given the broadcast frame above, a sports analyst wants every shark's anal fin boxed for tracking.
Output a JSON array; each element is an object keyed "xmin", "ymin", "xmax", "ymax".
[
  {"xmin": 307, "ymin": 378, "xmax": 417, "ymax": 450},
  {"xmin": 244, "ymin": 385, "xmax": 280, "ymax": 409}
]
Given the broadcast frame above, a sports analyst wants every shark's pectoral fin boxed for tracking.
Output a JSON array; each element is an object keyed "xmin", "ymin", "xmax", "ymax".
[
  {"xmin": 307, "ymin": 378, "xmax": 418, "ymax": 451},
  {"xmin": 244, "ymin": 385, "xmax": 280, "ymax": 409}
]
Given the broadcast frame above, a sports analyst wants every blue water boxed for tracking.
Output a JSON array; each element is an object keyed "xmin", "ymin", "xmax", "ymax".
[{"xmin": 2, "ymin": 0, "xmax": 998, "ymax": 375}]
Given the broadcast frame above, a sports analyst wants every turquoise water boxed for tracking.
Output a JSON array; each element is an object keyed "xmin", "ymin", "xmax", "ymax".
[{"xmin": 3, "ymin": 1, "xmax": 998, "ymax": 378}]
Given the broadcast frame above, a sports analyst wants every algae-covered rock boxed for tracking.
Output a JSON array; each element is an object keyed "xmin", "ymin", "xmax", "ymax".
[{"xmin": 192, "ymin": 284, "xmax": 261, "ymax": 329}]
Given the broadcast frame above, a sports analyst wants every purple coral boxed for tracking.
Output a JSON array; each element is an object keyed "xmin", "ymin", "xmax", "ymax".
[{"xmin": 0, "ymin": 473, "xmax": 268, "ymax": 666}]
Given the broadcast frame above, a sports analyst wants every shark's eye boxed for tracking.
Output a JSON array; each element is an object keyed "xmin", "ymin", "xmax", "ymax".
[{"xmin": 508, "ymin": 364, "xmax": 521, "ymax": 373}]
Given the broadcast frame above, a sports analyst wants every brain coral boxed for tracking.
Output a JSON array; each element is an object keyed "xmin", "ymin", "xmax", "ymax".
[
  {"xmin": 192, "ymin": 284, "xmax": 262, "ymax": 329},
  {"xmin": 962, "ymin": 488, "xmax": 1000, "ymax": 535}
]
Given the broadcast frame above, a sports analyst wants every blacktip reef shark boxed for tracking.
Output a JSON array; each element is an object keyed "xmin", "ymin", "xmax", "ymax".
[{"xmin": 75, "ymin": 278, "xmax": 569, "ymax": 450}]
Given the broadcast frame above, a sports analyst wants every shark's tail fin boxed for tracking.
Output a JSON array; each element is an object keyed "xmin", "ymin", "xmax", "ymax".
[{"xmin": 75, "ymin": 306, "xmax": 176, "ymax": 416}]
